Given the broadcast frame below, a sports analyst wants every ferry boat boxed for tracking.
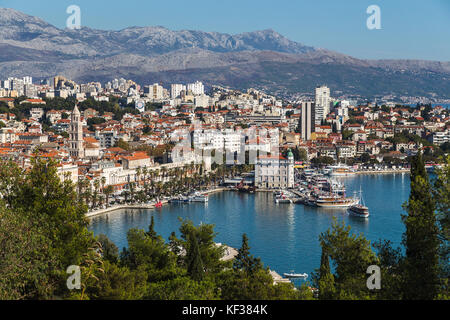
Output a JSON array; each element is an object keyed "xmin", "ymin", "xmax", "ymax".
[
  {"xmin": 315, "ymin": 194, "xmax": 357, "ymax": 208},
  {"xmin": 348, "ymin": 189, "xmax": 370, "ymax": 218},
  {"xmin": 326, "ymin": 164, "xmax": 356, "ymax": 177}
]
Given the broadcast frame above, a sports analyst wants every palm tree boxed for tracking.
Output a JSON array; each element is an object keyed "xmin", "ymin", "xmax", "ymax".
[
  {"xmin": 129, "ymin": 182, "xmax": 136, "ymax": 203},
  {"xmin": 136, "ymin": 167, "xmax": 142, "ymax": 187},
  {"xmin": 142, "ymin": 167, "xmax": 148, "ymax": 189},
  {"xmin": 161, "ymin": 167, "xmax": 167, "ymax": 183},
  {"xmin": 93, "ymin": 179, "xmax": 100, "ymax": 209},
  {"xmin": 104, "ymin": 185, "xmax": 114, "ymax": 206}
]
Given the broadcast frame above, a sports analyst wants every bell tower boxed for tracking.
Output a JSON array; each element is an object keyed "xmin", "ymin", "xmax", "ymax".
[{"xmin": 69, "ymin": 104, "xmax": 84, "ymax": 159}]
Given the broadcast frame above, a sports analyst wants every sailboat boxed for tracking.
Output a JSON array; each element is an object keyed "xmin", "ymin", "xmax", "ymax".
[{"xmin": 348, "ymin": 188, "xmax": 370, "ymax": 218}]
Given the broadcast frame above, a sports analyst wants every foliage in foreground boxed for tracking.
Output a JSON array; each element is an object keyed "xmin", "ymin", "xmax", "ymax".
[{"xmin": 0, "ymin": 155, "xmax": 448, "ymax": 300}]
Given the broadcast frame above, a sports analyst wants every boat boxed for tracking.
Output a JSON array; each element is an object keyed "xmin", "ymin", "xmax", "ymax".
[
  {"xmin": 348, "ymin": 189, "xmax": 370, "ymax": 218},
  {"xmin": 315, "ymin": 194, "xmax": 357, "ymax": 208},
  {"xmin": 169, "ymin": 196, "xmax": 190, "ymax": 204},
  {"xmin": 155, "ymin": 201, "xmax": 163, "ymax": 208},
  {"xmin": 305, "ymin": 198, "xmax": 317, "ymax": 207},
  {"xmin": 191, "ymin": 192, "xmax": 209, "ymax": 203},
  {"xmin": 274, "ymin": 190, "xmax": 293, "ymax": 204},
  {"xmin": 283, "ymin": 272, "xmax": 308, "ymax": 279},
  {"xmin": 326, "ymin": 164, "xmax": 356, "ymax": 177}
]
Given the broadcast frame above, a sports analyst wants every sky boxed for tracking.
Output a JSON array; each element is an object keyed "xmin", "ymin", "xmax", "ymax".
[{"xmin": 2, "ymin": 0, "xmax": 450, "ymax": 61}]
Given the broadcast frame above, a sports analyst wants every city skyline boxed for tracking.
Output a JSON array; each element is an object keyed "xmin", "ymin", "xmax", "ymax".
[{"xmin": 1, "ymin": 0, "xmax": 450, "ymax": 61}]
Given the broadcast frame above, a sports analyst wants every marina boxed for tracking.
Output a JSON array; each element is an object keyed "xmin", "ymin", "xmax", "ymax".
[{"xmin": 89, "ymin": 173, "xmax": 411, "ymax": 284}]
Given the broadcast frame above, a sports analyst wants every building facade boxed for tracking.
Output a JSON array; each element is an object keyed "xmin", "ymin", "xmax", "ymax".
[
  {"xmin": 255, "ymin": 151, "xmax": 295, "ymax": 189},
  {"xmin": 299, "ymin": 101, "xmax": 315, "ymax": 141},
  {"xmin": 315, "ymin": 85, "xmax": 330, "ymax": 124}
]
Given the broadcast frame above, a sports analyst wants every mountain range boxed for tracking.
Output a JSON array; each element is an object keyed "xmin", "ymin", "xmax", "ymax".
[{"xmin": 1, "ymin": 7, "xmax": 449, "ymax": 100}]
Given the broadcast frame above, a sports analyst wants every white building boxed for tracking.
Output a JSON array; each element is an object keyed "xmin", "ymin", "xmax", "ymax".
[
  {"xmin": 187, "ymin": 81, "xmax": 204, "ymax": 96},
  {"xmin": 432, "ymin": 130, "xmax": 449, "ymax": 145},
  {"xmin": 171, "ymin": 84, "xmax": 186, "ymax": 99},
  {"xmin": 23, "ymin": 76, "xmax": 33, "ymax": 85},
  {"xmin": 30, "ymin": 108, "xmax": 44, "ymax": 120},
  {"xmin": 315, "ymin": 85, "xmax": 331, "ymax": 124},
  {"xmin": 57, "ymin": 163, "xmax": 79, "ymax": 184},
  {"xmin": 145, "ymin": 83, "xmax": 164, "ymax": 100},
  {"xmin": 194, "ymin": 94, "xmax": 210, "ymax": 108},
  {"xmin": 193, "ymin": 129, "xmax": 242, "ymax": 154},
  {"xmin": 255, "ymin": 151, "xmax": 295, "ymax": 189}
]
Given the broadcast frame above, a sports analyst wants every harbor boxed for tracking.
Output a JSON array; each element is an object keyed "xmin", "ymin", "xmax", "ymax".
[{"xmin": 89, "ymin": 173, "xmax": 411, "ymax": 283}]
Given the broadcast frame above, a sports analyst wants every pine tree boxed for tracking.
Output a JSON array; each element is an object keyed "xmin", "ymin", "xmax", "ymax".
[
  {"xmin": 186, "ymin": 232, "xmax": 204, "ymax": 281},
  {"xmin": 402, "ymin": 151, "xmax": 440, "ymax": 299},
  {"xmin": 318, "ymin": 247, "xmax": 335, "ymax": 300},
  {"xmin": 432, "ymin": 156, "xmax": 450, "ymax": 291},
  {"xmin": 147, "ymin": 216, "xmax": 158, "ymax": 241},
  {"xmin": 233, "ymin": 234, "xmax": 262, "ymax": 275}
]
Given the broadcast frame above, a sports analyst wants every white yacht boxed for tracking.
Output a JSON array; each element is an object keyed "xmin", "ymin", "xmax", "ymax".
[
  {"xmin": 191, "ymin": 192, "xmax": 209, "ymax": 203},
  {"xmin": 326, "ymin": 164, "xmax": 356, "ymax": 177}
]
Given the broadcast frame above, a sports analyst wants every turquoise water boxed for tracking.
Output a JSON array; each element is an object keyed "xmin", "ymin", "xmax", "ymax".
[{"xmin": 89, "ymin": 173, "xmax": 411, "ymax": 283}]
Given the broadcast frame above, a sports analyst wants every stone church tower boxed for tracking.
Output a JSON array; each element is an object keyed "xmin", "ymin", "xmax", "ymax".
[{"xmin": 69, "ymin": 104, "xmax": 84, "ymax": 159}]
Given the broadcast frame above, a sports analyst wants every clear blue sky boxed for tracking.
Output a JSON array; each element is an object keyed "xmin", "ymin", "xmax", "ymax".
[{"xmin": 3, "ymin": 0, "xmax": 450, "ymax": 61}]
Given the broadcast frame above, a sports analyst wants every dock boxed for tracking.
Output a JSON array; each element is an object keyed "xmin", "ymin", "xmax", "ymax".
[{"xmin": 269, "ymin": 270, "xmax": 292, "ymax": 285}]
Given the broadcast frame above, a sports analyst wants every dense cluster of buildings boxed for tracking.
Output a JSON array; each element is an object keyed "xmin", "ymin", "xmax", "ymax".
[{"xmin": 0, "ymin": 75, "xmax": 449, "ymax": 192}]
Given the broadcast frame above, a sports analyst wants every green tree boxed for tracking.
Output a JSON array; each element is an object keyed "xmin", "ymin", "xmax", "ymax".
[
  {"xmin": 402, "ymin": 152, "xmax": 440, "ymax": 300},
  {"xmin": 233, "ymin": 234, "xmax": 263, "ymax": 276},
  {"xmin": 147, "ymin": 216, "xmax": 160, "ymax": 241},
  {"xmin": 84, "ymin": 260, "xmax": 147, "ymax": 300},
  {"xmin": 319, "ymin": 219, "xmax": 378, "ymax": 299},
  {"xmin": 316, "ymin": 247, "xmax": 335, "ymax": 300},
  {"xmin": 178, "ymin": 220, "xmax": 225, "ymax": 275},
  {"xmin": 186, "ymin": 232, "xmax": 204, "ymax": 281},
  {"xmin": 98, "ymin": 234, "xmax": 119, "ymax": 264},
  {"xmin": 433, "ymin": 156, "xmax": 450, "ymax": 287},
  {"xmin": 0, "ymin": 158, "xmax": 95, "ymax": 298}
]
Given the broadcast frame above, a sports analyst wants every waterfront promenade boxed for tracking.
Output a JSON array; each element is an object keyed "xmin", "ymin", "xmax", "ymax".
[{"xmin": 86, "ymin": 187, "xmax": 227, "ymax": 218}]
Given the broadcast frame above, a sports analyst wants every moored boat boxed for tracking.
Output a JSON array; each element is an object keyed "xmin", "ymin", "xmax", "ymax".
[
  {"xmin": 315, "ymin": 195, "xmax": 357, "ymax": 208},
  {"xmin": 274, "ymin": 190, "xmax": 293, "ymax": 204},
  {"xmin": 326, "ymin": 164, "xmax": 356, "ymax": 176},
  {"xmin": 191, "ymin": 192, "xmax": 209, "ymax": 203},
  {"xmin": 348, "ymin": 189, "xmax": 370, "ymax": 218}
]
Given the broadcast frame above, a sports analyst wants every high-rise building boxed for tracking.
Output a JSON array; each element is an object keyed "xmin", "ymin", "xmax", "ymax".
[
  {"xmin": 147, "ymin": 83, "xmax": 164, "ymax": 100},
  {"xmin": 314, "ymin": 85, "xmax": 330, "ymax": 124},
  {"xmin": 299, "ymin": 101, "xmax": 315, "ymax": 141},
  {"xmin": 187, "ymin": 81, "xmax": 204, "ymax": 96},
  {"xmin": 171, "ymin": 84, "xmax": 186, "ymax": 99},
  {"xmin": 23, "ymin": 76, "xmax": 32, "ymax": 85},
  {"xmin": 69, "ymin": 104, "xmax": 84, "ymax": 159}
]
